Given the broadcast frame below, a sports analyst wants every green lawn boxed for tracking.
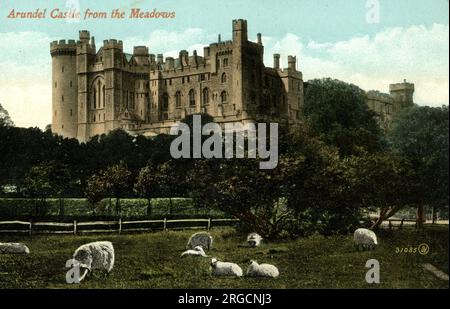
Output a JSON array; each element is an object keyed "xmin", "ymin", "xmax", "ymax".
[{"xmin": 0, "ymin": 226, "xmax": 448, "ymax": 289}]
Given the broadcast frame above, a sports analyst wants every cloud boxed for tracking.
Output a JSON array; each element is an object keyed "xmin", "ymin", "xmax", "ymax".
[{"xmin": 263, "ymin": 24, "xmax": 449, "ymax": 106}]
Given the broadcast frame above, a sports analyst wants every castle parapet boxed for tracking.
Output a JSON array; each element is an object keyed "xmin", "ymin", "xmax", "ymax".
[
  {"xmin": 103, "ymin": 39, "xmax": 123, "ymax": 50},
  {"xmin": 50, "ymin": 40, "xmax": 77, "ymax": 56}
]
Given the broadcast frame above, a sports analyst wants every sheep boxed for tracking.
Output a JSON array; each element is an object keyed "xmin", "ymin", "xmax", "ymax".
[
  {"xmin": 181, "ymin": 246, "xmax": 208, "ymax": 258},
  {"xmin": 73, "ymin": 241, "xmax": 114, "ymax": 281},
  {"xmin": 186, "ymin": 232, "xmax": 213, "ymax": 251},
  {"xmin": 247, "ymin": 233, "xmax": 263, "ymax": 247},
  {"xmin": 246, "ymin": 260, "xmax": 279, "ymax": 278},
  {"xmin": 210, "ymin": 258, "xmax": 243, "ymax": 277},
  {"xmin": 0, "ymin": 243, "xmax": 30, "ymax": 254},
  {"xmin": 354, "ymin": 228, "xmax": 378, "ymax": 251}
]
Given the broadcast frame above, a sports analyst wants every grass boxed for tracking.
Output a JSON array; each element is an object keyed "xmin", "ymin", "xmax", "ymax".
[{"xmin": 0, "ymin": 225, "xmax": 448, "ymax": 289}]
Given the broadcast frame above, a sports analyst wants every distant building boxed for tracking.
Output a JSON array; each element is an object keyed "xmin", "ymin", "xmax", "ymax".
[
  {"xmin": 50, "ymin": 19, "xmax": 413, "ymax": 141},
  {"xmin": 51, "ymin": 20, "xmax": 303, "ymax": 141}
]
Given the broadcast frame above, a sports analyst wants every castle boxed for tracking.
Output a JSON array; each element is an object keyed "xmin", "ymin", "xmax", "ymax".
[{"xmin": 50, "ymin": 19, "xmax": 413, "ymax": 141}]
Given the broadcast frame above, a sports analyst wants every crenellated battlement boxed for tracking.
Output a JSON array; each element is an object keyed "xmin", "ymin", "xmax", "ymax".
[
  {"xmin": 50, "ymin": 40, "xmax": 77, "ymax": 56},
  {"xmin": 103, "ymin": 39, "xmax": 123, "ymax": 50},
  {"xmin": 133, "ymin": 46, "xmax": 149, "ymax": 56}
]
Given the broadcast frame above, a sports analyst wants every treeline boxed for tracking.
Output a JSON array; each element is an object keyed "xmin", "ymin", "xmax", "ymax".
[{"xmin": 0, "ymin": 78, "xmax": 448, "ymax": 238}]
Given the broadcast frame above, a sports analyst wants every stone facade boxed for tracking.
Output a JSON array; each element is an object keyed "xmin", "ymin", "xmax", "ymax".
[
  {"xmin": 51, "ymin": 19, "xmax": 303, "ymax": 141},
  {"xmin": 366, "ymin": 80, "xmax": 415, "ymax": 130}
]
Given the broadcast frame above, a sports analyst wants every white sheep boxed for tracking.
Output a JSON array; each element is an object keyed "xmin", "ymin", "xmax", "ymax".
[
  {"xmin": 0, "ymin": 242, "xmax": 30, "ymax": 254},
  {"xmin": 246, "ymin": 260, "xmax": 279, "ymax": 278},
  {"xmin": 247, "ymin": 233, "xmax": 263, "ymax": 247},
  {"xmin": 210, "ymin": 258, "xmax": 243, "ymax": 277},
  {"xmin": 354, "ymin": 228, "xmax": 378, "ymax": 251},
  {"xmin": 187, "ymin": 232, "xmax": 213, "ymax": 251},
  {"xmin": 73, "ymin": 241, "xmax": 115, "ymax": 281},
  {"xmin": 181, "ymin": 246, "xmax": 208, "ymax": 258}
]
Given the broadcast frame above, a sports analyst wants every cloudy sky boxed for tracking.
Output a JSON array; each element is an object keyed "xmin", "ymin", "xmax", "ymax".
[{"xmin": 0, "ymin": 0, "xmax": 448, "ymax": 129}]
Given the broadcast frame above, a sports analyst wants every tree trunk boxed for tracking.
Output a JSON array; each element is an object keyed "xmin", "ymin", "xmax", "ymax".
[
  {"xmin": 417, "ymin": 204, "xmax": 425, "ymax": 229},
  {"xmin": 59, "ymin": 197, "xmax": 64, "ymax": 217},
  {"xmin": 146, "ymin": 198, "xmax": 152, "ymax": 217}
]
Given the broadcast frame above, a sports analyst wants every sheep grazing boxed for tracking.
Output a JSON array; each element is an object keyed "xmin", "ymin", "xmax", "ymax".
[
  {"xmin": 186, "ymin": 232, "xmax": 213, "ymax": 251},
  {"xmin": 0, "ymin": 243, "xmax": 30, "ymax": 254},
  {"xmin": 246, "ymin": 260, "xmax": 279, "ymax": 278},
  {"xmin": 247, "ymin": 233, "xmax": 263, "ymax": 247},
  {"xmin": 73, "ymin": 241, "xmax": 115, "ymax": 281},
  {"xmin": 181, "ymin": 246, "xmax": 208, "ymax": 258},
  {"xmin": 354, "ymin": 228, "xmax": 378, "ymax": 251},
  {"xmin": 210, "ymin": 258, "xmax": 243, "ymax": 277}
]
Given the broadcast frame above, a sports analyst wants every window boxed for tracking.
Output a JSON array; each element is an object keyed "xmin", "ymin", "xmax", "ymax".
[
  {"xmin": 102, "ymin": 86, "xmax": 105, "ymax": 108},
  {"xmin": 221, "ymin": 91, "xmax": 227, "ymax": 103},
  {"xmin": 175, "ymin": 91, "xmax": 182, "ymax": 108},
  {"xmin": 187, "ymin": 76, "xmax": 190, "ymax": 83},
  {"xmin": 55, "ymin": 82, "xmax": 57, "ymax": 88},
  {"xmin": 182, "ymin": 77, "xmax": 185, "ymax": 84},
  {"xmin": 93, "ymin": 114, "xmax": 96, "ymax": 122},
  {"xmin": 70, "ymin": 80, "xmax": 73, "ymax": 88},
  {"xmin": 70, "ymin": 109, "xmax": 72, "ymax": 116},
  {"xmin": 200, "ymin": 74, "xmax": 205, "ymax": 81},
  {"xmin": 189, "ymin": 89, "xmax": 196, "ymax": 106},
  {"xmin": 62, "ymin": 95, "xmax": 64, "ymax": 102},
  {"xmin": 202, "ymin": 88, "xmax": 209, "ymax": 105},
  {"xmin": 62, "ymin": 66, "xmax": 64, "ymax": 73},
  {"xmin": 216, "ymin": 59, "xmax": 220, "ymax": 69},
  {"xmin": 221, "ymin": 73, "xmax": 227, "ymax": 83},
  {"xmin": 162, "ymin": 93, "xmax": 169, "ymax": 111},
  {"xmin": 223, "ymin": 58, "xmax": 229, "ymax": 67}
]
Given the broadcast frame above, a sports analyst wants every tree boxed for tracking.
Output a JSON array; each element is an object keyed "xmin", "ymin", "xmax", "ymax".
[
  {"xmin": 0, "ymin": 103, "xmax": 14, "ymax": 127},
  {"xmin": 304, "ymin": 78, "xmax": 383, "ymax": 156},
  {"xmin": 134, "ymin": 165, "xmax": 158, "ymax": 216},
  {"xmin": 387, "ymin": 105, "xmax": 449, "ymax": 228}
]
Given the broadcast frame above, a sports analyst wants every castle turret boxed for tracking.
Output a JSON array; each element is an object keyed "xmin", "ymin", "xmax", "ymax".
[
  {"xmin": 232, "ymin": 19, "xmax": 248, "ymax": 44},
  {"xmin": 274, "ymin": 54, "xmax": 280, "ymax": 70},
  {"xmin": 288, "ymin": 55, "xmax": 297, "ymax": 71},
  {"xmin": 389, "ymin": 80, "xmax": 415, "ymax": 111},
  {"xmin": 50, "ymin": 39, "xmax": 78, "ymax": 139}
]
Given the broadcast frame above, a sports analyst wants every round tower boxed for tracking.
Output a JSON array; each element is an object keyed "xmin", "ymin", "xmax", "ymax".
[
  {"xmin": 50, "ymin": 40, "xmax": 78, "ymax": 139},
  {"xmin": 389, "ymin": 80, "xmax": 415, "ymax": 111}
]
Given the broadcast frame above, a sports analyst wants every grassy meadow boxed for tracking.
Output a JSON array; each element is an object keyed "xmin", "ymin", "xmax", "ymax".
[{"xmin": 0, "ymin": 225, "xmax": 448, "ymax": 289}]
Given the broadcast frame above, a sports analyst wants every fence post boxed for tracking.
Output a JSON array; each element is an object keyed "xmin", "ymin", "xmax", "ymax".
[
  {"xmin": 73, "ymin": 220, "xmax": 77, "ymax": 235},
  {"xmin": 207, "ymin": 218, "xmax": 212, "ymax": 231},
  {"xmin": 163, "ymin": 218, "xmax": 167, "ymax": 232},
  {"xmin": 118, "ymin": 218, "xmax": 122, "ymax": 235},
  {"xmin": 29, "ymin": 222, "xmax": 32, "ymax": 237}
]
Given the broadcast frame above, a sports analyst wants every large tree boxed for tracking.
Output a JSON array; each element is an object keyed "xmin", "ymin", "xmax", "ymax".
[
  {"xmin": 387, "ymin": 105, "xmax": 449, "ymax": 228},
  {"xmin": 0, "ymin": 103, "xmax": 14, "ymax": 127},
  {"xmin": 304, "ymin": 78, "xmax": 383, "ymax": 156}
]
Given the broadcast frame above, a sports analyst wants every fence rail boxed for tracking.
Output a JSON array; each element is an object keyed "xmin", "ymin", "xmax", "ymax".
[{"xmin": 0, "ymin": 218, "xmax": 239, "ymax": 235}]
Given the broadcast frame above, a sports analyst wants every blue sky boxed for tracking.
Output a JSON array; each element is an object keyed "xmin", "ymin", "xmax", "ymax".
[{"xmin": 0, "ymin": 0, "xmax": 448, "ymax": 128}]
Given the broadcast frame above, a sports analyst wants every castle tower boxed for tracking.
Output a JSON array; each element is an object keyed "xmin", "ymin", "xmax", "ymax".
[
  {"xmin": 50, "ymin": 39, "xmax": 78, "ymax": 138},
  {"xmin": 389, "ymin": 80, "xmax": 415, "ymax": 112},
  {"xmin": 76, "ymin": 30, "xmax": 96, "ymax": 142},
  {"xmin": 231, "ymin": 19, "xmax": 248, "ymax": 115}
]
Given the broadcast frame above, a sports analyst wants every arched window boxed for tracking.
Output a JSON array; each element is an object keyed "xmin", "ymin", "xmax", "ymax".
[
  {"xmin": 221, "ymin": 72, "xmax": 227, "ymax": 83},
  {"xmin": 102, "ymin": 86, "xmax": 105, "ymax": 108},
  {"xmin": 221, "ymin": 91, "xmax": 227, "ymax": 103},
  {"xmin": 93, "ymin": 87, "xmax": 97, "ymax": 109},
  {"xmin": 175, "ymin": 91, "xmax": 182, "ymax": 108},
  {"xmin": 202, "ymin": 88, "xmax": 209, "ymax": 105},
  {"xmin": 189, "ymin": 89, "xmax": 196, "ymax": 107},
  {"xmin": 162, "ymin": 93, "xmax": 169, "ymax": 111}
]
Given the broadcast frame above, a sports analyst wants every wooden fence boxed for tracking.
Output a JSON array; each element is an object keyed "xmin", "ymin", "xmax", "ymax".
[{"xmin": 0, "ymin": 218, "xmax": 239, "ymax": 236}]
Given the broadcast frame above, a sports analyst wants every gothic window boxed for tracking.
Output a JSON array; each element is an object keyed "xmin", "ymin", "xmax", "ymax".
[
  {"xmin": 202, "ymin": 88, "xmax": 210, "ymax": 105},
  {"xmin": 223, "ymin": 58, "xmax": 229, "ymax": 67},
  {"xmin": 175, "ymin": 91, "xmax": 182, "ymax": 108},
  {"xmin": 93, "ymin": 114, "xmax": 96, "ymax": 122},
  {"xmin": 221, "ymin": 91, "xmax": 227, "ymax": 103},
  {"xmin": 162, "ymin": 93, "xmax": 169, "ymax": 111},
  {"xmin": 189, "ymin": 89, "xmax": 196, "ymax": 107},
  {"xmin": 102, "ymin": 86, "xmax": 105, "ymax": 108},
  {"xmin": 221, "ymin": 73, "xmax": 227, "ymax": 83}
]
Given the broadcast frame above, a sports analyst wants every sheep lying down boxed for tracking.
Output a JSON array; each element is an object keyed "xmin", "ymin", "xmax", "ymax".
[
  {"xmin": 210, "ymin": 258, "xmax": 243, "ymax": 277},
  {"xmin": 0, "ymin": 243, "xmax": 30, "ymax": 254},
  {"xmin": 247, "ymin": 233, "xmax": 263, "ymax": 247},
  {"xmin": 187, "ymin": 232, "xmax": 213, "ymax": 251},
  {"xmin": 247, "ymin": 260, "xmax": 279, "ymax": 278},
  {"xmin": 181, "ymin": 246, "xmax": 208, "ymax": 258},
  {"xmin": 354, "ymin": 228, "xmax": 378, "ymax": 251},
  {"xmin": 73, "ymin": 241, "xmax": 114, "ymax": 281}
]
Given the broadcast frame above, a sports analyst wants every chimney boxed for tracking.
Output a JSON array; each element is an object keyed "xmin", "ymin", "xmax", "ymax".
[
  {"xmin": 274, "ymin": 54, "xmax": 280, "ymax": 70},
  {"xmin": 157, "ymin": 54, "xmax": 164, "ymax": 64},
  {"xmin": 218, "ymin": 34, "xmax": 222, "ymax": 43},
  {"xmin": 257, "ymin": 33, "xmax": 262, "ymax": 45},
  {"xmin": 288, "ymin": 55, "xmax": 296, "ymax": 70},
  {"xmin": 180, "ymin": 50, "xmax": 189, "ymax": 67},
  {"xmin": 166, "ymin": 57, "xmax": 175, "ymax": 70}
]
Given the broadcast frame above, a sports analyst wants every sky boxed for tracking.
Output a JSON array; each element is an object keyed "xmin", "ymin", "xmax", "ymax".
[{"xmin": 0, "ymin": 0, "xmax": 448, "ymax": 129}]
